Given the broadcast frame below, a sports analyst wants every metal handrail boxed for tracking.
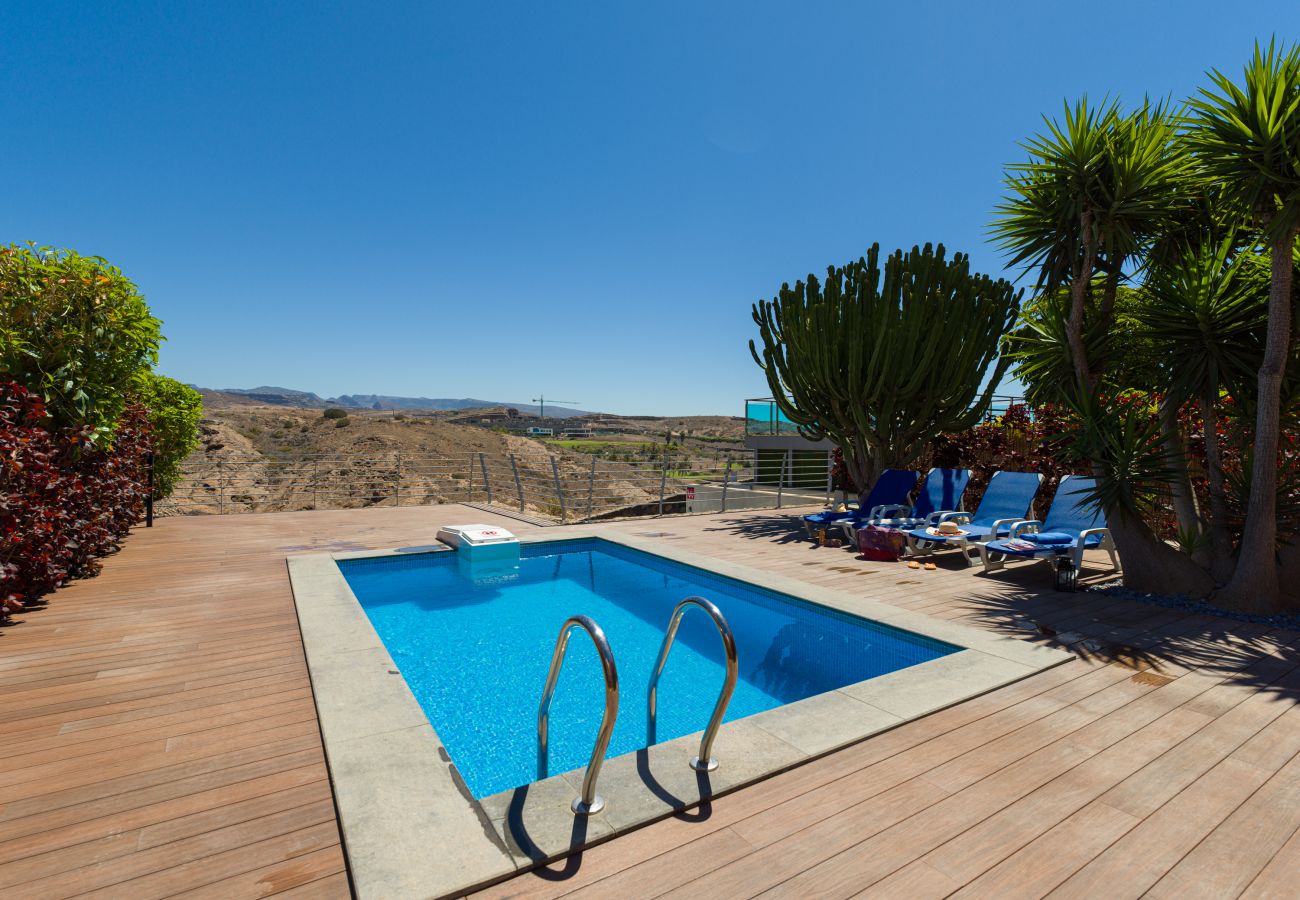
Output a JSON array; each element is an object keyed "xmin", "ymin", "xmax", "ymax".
[
  {"xmin": 646, "ymin": 596, "xmax": 738, "ymax": 772},
  {"xmin": 160, "ymin": 445, "xmax": 833, "ymax": 520},
  {"xmin": 536, "ymin": 615, "xmax": 620, "ymax": 815}
]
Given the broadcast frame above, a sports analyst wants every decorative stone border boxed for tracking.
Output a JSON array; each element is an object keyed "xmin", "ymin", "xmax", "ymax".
[{"xmin": 287, "ymin": 529, "xmax": 1071, "ymax": 898}]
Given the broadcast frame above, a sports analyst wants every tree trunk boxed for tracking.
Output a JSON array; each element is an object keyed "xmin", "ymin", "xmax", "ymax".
[
  {"xmin": 1158, "ymin": 397, "xmax": 1202, "ymax": 548},
  {"xmin": 845, "ymin": 436, "xmax": 877, "ymax": 503},
  {"xmin": 1199, "ymin": 391, "xmax": 1235, "ymax": 583},
  {"xmin": 1099, "ymin": 266, "xmax": 1121, "ymax": 326},
  {"xmin": 1275, "ymin": 538, "xmax": 1300, "ymax": 609},
  {"xmin": 1108, "ymin": 511, "xmax": 1216, "ymax": 597},
  {"xmin": 1065, "ymin": 212, "xmax": 1097, "ymax": 390},
  {"xmin": 1216, "ymin": 227, "xmax": 1296, "ymax": 613}
]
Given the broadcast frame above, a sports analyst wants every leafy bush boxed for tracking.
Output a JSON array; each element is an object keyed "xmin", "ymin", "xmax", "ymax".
[
  {"xmin": 0, "ymin": 382, "xmax": 151, "ymax": 616},
  {"xmin": 926, "ymin": 404, "xmax": 1080, "ymax": 520},
  {"xmin": 323, "ymin": 408, "xmax": 348, "ymax": 420},
  {"xmin": 135, "ymin": 373, "xmax": 203, "ymax": 498},
  {"xmin": 0, "ymin": 245, "xmax": 161, "ymax": 444}
]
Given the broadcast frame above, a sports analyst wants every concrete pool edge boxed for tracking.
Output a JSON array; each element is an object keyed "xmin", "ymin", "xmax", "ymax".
[{"xmin": 287, "ymin": 529, "xmax": 1072, "ymax": 899}]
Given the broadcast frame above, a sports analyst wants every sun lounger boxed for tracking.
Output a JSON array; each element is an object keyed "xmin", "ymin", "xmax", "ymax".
[
  {"xmin": 802, "ymin": 468, "xmax": 919, "ymax": 540},
  {"xmin": 840, "ymin": 467, "xmax": 970, "ymax": 542},
  {"xmin": 977, "ymin": 474, "xmax": 1120, "ymax": 581},
  {"xmin": 905, "ymin": 470, "xmax": 1044, "ymax": 567}
]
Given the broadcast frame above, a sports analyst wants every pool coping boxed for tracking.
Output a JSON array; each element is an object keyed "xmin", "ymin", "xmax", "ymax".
[{"xmin": 286, "ymin": 528, "xmax": 1072, "ymax": 899}]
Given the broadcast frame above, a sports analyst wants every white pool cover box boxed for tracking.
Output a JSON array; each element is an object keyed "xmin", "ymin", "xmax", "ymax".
[{"xmin": 436, "ymin": 524, "xmax": 520, "ymax": 560}]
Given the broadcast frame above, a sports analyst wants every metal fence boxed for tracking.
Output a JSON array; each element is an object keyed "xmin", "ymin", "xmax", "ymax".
[{"xmin": 156, "ymin": 447, "xmax": 837, "ymax": 524}]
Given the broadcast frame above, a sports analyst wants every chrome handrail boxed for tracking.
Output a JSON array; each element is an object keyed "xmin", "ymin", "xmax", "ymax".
[
  {"xmin": 536, "ymin": 615, "xmax": 619, "ymax": 815},
  {"xmin": 646, "ymin": 596, "xmax": 738, "ymax": 772}
]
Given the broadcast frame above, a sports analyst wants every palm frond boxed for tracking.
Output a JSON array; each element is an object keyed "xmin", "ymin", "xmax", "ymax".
[
  {"xmin": 1056, "ymin": 392, "xmax": 1187, "ymax": 521},
  {"xmin": 1185, "ymin": 39, "xmax": 1300, "ymax": 238}
]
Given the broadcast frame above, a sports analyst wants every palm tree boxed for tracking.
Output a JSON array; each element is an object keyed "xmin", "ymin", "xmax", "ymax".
[
  {"xmin": 993, "ymin": 99, "xmax": 1191, "ymax": 389},
  {"xmin": 1185, "ymin": 40, "xmax": 1300, "ymax": 611},
  {"xmin": 993, "ymin": 99, "xmax": 1214, "ymax": 596},
  {"xmin": 1138, "ymin": 236, "xmax": 1268, "ymax": 579}
]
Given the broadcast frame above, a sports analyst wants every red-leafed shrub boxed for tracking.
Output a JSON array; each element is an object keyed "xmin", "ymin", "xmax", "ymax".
[
  {"xmin": 0, "ymin": 381, "xmax": 151, "ymax": 618},
  {"xmin": 926, "ymin": 403, "xmax": 1082, "ymax": 520}
]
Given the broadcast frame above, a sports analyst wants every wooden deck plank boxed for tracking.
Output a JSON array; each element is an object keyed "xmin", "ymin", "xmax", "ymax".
[
  {"xmin": 1146, "ymin": 750, "xmax": 1300, "ymax": 899},
  {"xmin": 0, "ymin": 764, "xmax": 328, "ymax": 869},
  {"xmin": 1, "ymin": 504, "xmax": 1297, "ymax": 898}
]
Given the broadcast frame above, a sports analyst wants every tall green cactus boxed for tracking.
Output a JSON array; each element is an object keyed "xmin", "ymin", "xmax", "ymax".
[{"xmin": 750, "ymin": 243, "xmax": 1021, "ymax": 494}]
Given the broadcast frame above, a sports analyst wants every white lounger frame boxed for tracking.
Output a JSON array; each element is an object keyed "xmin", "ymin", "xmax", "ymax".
[
  {"xmin": 905, "ymin": 512, "xmax": 1030, "ymax": 568},
  {"xmin": 976, "ymin": 519, "xmax": 1120, "ymax": 574}
]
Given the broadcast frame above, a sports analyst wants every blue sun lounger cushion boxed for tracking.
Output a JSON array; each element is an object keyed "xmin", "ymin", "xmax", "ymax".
[{"xmin": 1026, "ymin": 531, "xmax": 1073, "ymax": 545}]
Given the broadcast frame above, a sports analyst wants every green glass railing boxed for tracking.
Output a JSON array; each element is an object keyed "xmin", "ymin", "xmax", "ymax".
[{"xmin": 744, "ymin": 399, "xmax": 803, "ymax": 436}]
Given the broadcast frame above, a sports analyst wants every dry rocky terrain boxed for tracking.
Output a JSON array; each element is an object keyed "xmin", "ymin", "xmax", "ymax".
[{"xmin": 161, "ymin": 404, "xmax": 747, "ymax": 519}]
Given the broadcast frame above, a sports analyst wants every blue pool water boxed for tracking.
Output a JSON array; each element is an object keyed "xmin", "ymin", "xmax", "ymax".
[{"xmin": 339, "ymin": 539, "xmax": 956, "ymax": 798}]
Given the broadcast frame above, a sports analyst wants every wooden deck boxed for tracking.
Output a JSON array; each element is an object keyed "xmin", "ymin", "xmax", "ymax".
[{"xmin": 3, "ymin": 505, "xmax": 1298, "ymax": 898}]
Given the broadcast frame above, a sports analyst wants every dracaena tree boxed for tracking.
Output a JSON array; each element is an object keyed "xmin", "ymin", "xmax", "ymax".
[
  {"xmin": 1185, "ymin": 40, "xmax": 1300, "ymax": 610},
  {"xmin": 993, "ymin": 99, "xmax": 1193, "ymax": 391},
  {"xmin": 1137, "ymin": 236, "xmax": 1269, "ymax": 579},
  {"xmin": 993, "ymin": 41, "xmax": 1300, "ymax": 613},
  {"xmin": 749, "ymin": 242, "xmax": 1020, "ymax": 496},
  {"xmin": 992, "ymin": 97, "xmax": 1224, "ymax": 597}
]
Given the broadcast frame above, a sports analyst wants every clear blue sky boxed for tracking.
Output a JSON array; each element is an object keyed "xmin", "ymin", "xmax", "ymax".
[{"xmin": 4, "ymin": 3, "xmax": 1290, "ymax": 415}]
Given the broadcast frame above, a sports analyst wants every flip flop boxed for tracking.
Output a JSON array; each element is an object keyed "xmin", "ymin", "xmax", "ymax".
[
  {"xmin": 923, "ymin": 563, "xmax": 937, "ymax": 571},
  {"xmin": 907, "ymin": 561, "xmax": 921, "ymax": 569}
]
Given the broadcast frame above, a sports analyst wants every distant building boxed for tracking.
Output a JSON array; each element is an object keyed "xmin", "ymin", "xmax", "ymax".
[
  {"xmin": 525, "ymin": 426, "xmax": 554, "ymax": 436},
  {"xmin": 446, "ymin": 406, "xmax": 519, "ymax": 426},
  {"xmin": 744, "ymin": 397, "xmax": 833, "ymax": 489}
]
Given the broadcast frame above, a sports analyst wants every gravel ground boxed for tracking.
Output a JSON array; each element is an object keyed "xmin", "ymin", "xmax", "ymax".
[{"xmin": 1087, "ymin": 579, "xmax": 1300, "ymax": 631}]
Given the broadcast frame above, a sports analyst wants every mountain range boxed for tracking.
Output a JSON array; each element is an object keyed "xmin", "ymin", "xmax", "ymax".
[{"xmin": 203, "ymin": 386, "xmax": 591, "ymax": 418}]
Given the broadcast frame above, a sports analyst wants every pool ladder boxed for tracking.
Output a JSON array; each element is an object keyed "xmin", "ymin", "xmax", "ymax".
[
  {"xmin": 536, "ymin": 597, "xmax": 738, "ymax": 816},
  {"xmin": 647, "ymin": 596, "xmax": 738, "ymax": 772},
  {"xmin": 537, "ymin": 616, "xmax": 619, "ymax": 815}
]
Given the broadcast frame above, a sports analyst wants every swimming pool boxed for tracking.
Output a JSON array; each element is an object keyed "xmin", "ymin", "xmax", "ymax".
[{"xmin": 339, "ymin": 538, "xmax": 958, "ymax": 798}]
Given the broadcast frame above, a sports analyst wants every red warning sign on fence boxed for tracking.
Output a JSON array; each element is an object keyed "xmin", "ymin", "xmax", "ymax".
[{"xmin": 686, "ymin": 487, "xmax": 695, "ymax": 500}]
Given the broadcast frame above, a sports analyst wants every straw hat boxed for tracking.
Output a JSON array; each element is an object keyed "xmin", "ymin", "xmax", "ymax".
[{"xmin": 926, "ymin": 521, "xmax": 965, "ymax": 537}]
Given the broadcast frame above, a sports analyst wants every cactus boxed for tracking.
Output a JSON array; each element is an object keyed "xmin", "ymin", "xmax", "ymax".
[{"xmin": 750, "ymin": 243, "xmax": 1021, "ymax": 494}]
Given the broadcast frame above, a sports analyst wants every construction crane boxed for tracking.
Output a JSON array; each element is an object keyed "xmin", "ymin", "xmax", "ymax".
[{"xmin": 531, "ymin": 395, "xmax": 578, "ymax": 420}]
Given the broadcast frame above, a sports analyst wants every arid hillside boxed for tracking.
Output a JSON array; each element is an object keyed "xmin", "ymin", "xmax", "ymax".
[{"xmin": 161, "ymin": 404, "xmax": 748, "ymax": 518}]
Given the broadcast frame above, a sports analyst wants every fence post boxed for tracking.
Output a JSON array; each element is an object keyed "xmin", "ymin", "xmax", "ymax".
[
  {"xmin": 395, "ymin": 451, "xmax": 402, "ymax": 507},
  {"xmin": 467, "ymin": 452, "xmax": 474, "ymax": 501},
  {"xmin": 145, "ymin": 452, "xmax": 154, "ymax": 526},
  {"xmin": 550, "ymin": 456, "xmax": 567, "ymax": 523},
  {"xmin": 658, "ymin": 456, "xmax": 668, "ymax": 517},
  {"xmin": 825, "ymin": 449, "xmax": 833, "ymax": 504},
  {"xmin": 479, "ymin": 453, "xmax": 492, "ymax": 504},
  {"xmin": 776, "ymin": 451, "xmax": 786, "ymax": 509},
  {"xmin": 720, "ymin": 454, "xmax": 729, "ymax": 513},
  {"xmin": 217, "ymin": 459, "xmax": 225, "ymax": 515},
  {"xmin": 509, "ymin": 453, "xmax": 524, "ymax": 512},
  {"xmin": 312, "ymin": 458, "xmax": 319, "ymax": 510},
  {"xmin": 586, "ymin": 456, "xmax": 596, "ymax": 522}
]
